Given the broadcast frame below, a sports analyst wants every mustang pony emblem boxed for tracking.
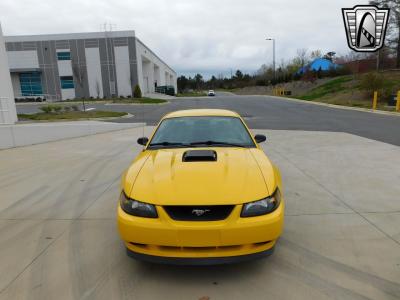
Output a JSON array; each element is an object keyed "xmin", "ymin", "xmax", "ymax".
[{"xmin": 192, "ymin": 209, "xmax": 211, "ymax": 216}]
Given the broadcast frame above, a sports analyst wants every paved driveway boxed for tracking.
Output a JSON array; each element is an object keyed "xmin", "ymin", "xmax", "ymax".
[{"xmin": 1, "ymin": 127, "xmax": 399, "ymax": 299}]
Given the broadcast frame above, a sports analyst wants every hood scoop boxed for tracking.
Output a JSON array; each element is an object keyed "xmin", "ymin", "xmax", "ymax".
[{"xmin": 182, "ymin": 150, "xmax": 217, "ymax": 162}]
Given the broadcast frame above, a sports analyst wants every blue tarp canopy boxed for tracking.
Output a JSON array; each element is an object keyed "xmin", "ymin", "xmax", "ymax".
[{"xmin": 297, "ymin": 58, "xmax": 338, "ymax": 74}]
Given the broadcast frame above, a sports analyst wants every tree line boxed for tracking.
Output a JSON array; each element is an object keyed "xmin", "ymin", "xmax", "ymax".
[{"xmin": 177, "ymin": 50, "xmax": 349, "ymax": 92}]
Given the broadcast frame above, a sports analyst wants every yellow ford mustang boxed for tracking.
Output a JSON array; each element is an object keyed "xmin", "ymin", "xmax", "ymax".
[{"xmin": 117, "ymin": 109, "xmax": 284, "ymax": 264}]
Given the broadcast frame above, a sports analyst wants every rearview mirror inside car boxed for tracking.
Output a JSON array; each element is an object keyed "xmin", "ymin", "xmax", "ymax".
[
  {"xmin": 254, "ymin": 134, "xmax": 266, "ymax": 143},
  {"xmin": 137, "ymin": 137, "xmax": 149, "ymax": 146}
]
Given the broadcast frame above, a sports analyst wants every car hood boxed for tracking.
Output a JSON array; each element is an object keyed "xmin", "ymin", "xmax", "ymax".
[{"xmin": 124, "ymin": 148, "xmax": 275, "ymax": 205}]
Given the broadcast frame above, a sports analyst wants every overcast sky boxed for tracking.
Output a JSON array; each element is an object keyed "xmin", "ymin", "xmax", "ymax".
[{"xmin": 0, "ymin": 0, "xmax": 366, "ymax": 78}]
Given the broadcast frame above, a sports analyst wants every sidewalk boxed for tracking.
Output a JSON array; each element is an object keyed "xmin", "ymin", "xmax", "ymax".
[{"xmin": 144, "ymin": 92, "xmax": 176, "ymax": 100}]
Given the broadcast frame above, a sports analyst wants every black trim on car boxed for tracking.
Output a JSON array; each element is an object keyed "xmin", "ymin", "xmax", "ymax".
[{"xmin": 126, "ymin": 246, "xmax": 275, "ymax": 265}]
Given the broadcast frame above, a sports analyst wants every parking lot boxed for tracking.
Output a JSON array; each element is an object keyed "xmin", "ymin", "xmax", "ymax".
[{"xmin": 1, "ymin": 125, "xmax": 399, "ymax": 300}]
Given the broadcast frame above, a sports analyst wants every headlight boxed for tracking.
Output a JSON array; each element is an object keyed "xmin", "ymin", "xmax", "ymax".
[
  {"xmin": 120, "ymin": 192, "xmax": 158, "ymax": 218},
  {"xmin": 241, "ymin": 189, "xmax": 281, "ymax": 217}
]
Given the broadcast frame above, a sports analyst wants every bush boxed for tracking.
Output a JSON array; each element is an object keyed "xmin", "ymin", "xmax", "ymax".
[
  {"xmin": 360, "ymin": 72, "xmax": 384, "ymax": 94},
  {"xmin": 53, "ymin": 105, "xmax": 62, "ymax": 113},
  {"xmin": 71, "ymin": 105, "xmax": 79, "ymax": 111},
  {"xmin": 63, "ymin": 106, "xmax": 71, "ymax": 112},
  {"xmin": 133, "ymin": 85, "xmax": 142, "ymax": 98},
  {"xmin": 39, "ymin": 105, "xmax": 53, "ymax": 113}
]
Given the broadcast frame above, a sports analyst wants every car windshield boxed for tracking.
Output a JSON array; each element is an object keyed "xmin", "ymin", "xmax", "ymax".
[{"xmin": 148, "ymin": 116, "xmax": 255, "ymax": 148}]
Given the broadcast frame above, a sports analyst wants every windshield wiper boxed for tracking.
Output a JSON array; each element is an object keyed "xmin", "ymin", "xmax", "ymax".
[
  {"xmin": 189, "ymin": 140, "xmax": 246, "ymax": 147},
  {"xmin": 148, "ymin": 142, "xmax": 189, "ymax": 148}
]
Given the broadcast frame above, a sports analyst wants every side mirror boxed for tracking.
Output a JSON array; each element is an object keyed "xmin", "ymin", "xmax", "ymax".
[
  {"xmin": 254, "ymin": 134, "xmax": 266, "ymax": 144},
  {"xmin": 137, "ymin": 137, "xmax": 149, "ymax": 146}
]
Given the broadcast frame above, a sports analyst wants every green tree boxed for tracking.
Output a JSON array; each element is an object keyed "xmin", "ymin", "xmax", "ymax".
[
  {"xmin": 177, "ymin": 75, "xmax": 189, "ymax": 92},
  {"xmin": 235, "ymin": 70, "xmax": 243, "ymax": 80},
  {"xmin": 133, "ymin": 85, "xmax": 142, "ymax": 98},
  {"xmin": 194, "ymin": 73, "xmax": 203, "ymax": 90},
  {"xmin": 209, "ymin": 75, "xmax": 217, "ymax": 89}
]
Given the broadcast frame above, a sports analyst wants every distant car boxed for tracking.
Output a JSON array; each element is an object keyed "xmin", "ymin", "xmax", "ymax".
[
  {"xmin": 208, "ymin": 90, "xmax": 215, "ymax": 96},
  {"xmin": 117, "ymin": 109, "xmax": 284, "ymax": 265}
]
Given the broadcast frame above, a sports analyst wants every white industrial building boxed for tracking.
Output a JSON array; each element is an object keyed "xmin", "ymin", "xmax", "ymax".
[
  {"xmin": 0, "ymin": 23, "xmax": 17, "ymax": 124},
  {"xmin": 4, "ymin": 30, "xmax": 177, "ymax": 101}
]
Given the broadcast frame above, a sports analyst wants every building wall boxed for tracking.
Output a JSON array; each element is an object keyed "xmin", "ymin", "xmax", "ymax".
[
  {"xmin": 114, "ymin": 46, "xmax": 131, "ymax": 97},
  {"xmin": 10, "ymin": 73, "xmax": 21, "ymax": 96},
  {"xmin": 0, "ymin": 23, "xmax": 17, "ymax": 124},
  {"xmin": 85, "ymin": 47, "xmax": 103, "ymax": 98},
  {"xmin": 7, "ymin": 50, "xmax": 39, "ymax": 69},
  {"xmin": 6, "ymin": 41, "xmax": 61, "ymax": 100},
  {"xmin": 4, "ymin": 31, "xmax": 176, "ymax": 101},
  {"xmin": 135, "ymin": 38, "xmax": 177, "ymax": 94}
]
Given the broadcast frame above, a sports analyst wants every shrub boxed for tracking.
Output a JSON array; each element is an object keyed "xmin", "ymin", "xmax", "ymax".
[
  {"xmin": 360, "ymin": 72, "xmax": 384, "ymax": 94},
  {"xmin": 71, "ymin": 105, "xmax": 79, "ymax": 111},
  {"xmin": 39, "ymin": 105, "xmax": 53, "ymax": 113},
  {"xmin": 133, "ymin": 84, "xmax": 142, "ymax": 98},
  {"xmin": 63, "ymin": 106, "xmax": 71, "ymax": 112},
  {"xmin": 53, "ymin": 105, "xmax": 62, "ymax": 113}
]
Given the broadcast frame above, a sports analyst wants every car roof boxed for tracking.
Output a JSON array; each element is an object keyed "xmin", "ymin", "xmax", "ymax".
[{"xmin": 163, "ymin": 109, "xmax": 240, "ymax": 119}]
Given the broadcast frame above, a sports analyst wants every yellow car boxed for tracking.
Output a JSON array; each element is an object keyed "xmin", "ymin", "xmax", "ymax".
[{"xmin": 117, "ymin": 109, "xmax": 284, "ymax": 264}]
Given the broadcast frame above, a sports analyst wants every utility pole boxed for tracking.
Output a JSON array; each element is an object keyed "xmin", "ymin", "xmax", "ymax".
[
  {"xmin": 376, "ymin": 49, "xmax": 380, "ymax": 72},
  {"xmin": 266, "ymin": 38, "xmax": 276, "ymax": 81}
]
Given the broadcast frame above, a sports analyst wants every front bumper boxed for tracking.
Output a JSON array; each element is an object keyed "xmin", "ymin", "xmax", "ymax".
[
  {"xmin": 118, "ymin": 201, "xmax": 284, "ymax": 260},
  {"xmin": 126, "ymin": 244, "xmax": 275, "ymax": 265}
]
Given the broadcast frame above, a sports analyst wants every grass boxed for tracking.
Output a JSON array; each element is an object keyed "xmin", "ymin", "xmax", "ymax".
[
  {"xmin": 298, "ymin": 76, "xmax": 353, "ymax": 101},
  {"xmin": 295, "ymin": 72, "xmax": 400, "ymax": 112},
  {"xmin": 58, "ymin": 97, "xmax": 167, "ymax": 104},
  {"xmin": 176, "ymin": 91, "xmax": 207, "ymax": 97},
  {"xmin": 111, "ymin": 98, "xmax": 167, "ymax": 104},
  {"xmin": 18, "ymin": 110, "xmax": 127, "ymax": 121}
]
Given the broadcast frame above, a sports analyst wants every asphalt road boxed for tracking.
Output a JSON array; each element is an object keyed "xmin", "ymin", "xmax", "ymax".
[
  {"xmin": 1, "ymin": 127, "xmax": 400, "ymax": 299},
  {"xmin": 17, "ymin": 92, "xmax": 400, "ymax": 145}
]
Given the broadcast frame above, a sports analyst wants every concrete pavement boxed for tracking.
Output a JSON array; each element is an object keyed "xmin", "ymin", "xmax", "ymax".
[{"xmin": 0, "ymin": 127, "xmax": 399, "ymax": 299}]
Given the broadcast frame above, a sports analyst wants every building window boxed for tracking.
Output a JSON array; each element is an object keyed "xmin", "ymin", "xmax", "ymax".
[
  {"xmin": 60, "ymin": 76, "xmax": 74, "ymax": 89},
  {"xmin": 19, "ymin": 72, "xmax": 43, "ymax": 96},
  {"xmin": 57, "ymin": 51, "xmax": 71, "ymax": 60}
]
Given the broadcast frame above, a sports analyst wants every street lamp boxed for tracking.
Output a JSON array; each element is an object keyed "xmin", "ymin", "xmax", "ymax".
[{"xmin": 266, "ymin": 38, "xmax": 276, "ymax": 81}]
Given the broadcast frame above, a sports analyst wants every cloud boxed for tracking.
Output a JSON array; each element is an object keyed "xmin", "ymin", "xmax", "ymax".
[{"xmin": 0, "ymin": 0, "xmax": 366, "ymax": 77}]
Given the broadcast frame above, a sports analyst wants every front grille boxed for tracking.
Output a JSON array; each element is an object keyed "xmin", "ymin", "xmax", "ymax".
[{"xmin": 163, "ymin": 205, "xmax": 234, "ymax": 221}]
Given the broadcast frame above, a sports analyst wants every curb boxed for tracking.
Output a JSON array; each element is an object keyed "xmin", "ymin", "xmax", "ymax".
[
  {"xmin": 105, "ymin": 101, "xmax": 169, "ymax": 106},
  {"xmin": 265, "ymin": 95, "xmax": 400, "ymax": 117},
  {"xmin": 16, "ymin": 113, "xmax": 133, "ymax": 124}
]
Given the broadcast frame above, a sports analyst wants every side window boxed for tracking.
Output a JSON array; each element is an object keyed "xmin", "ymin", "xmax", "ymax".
[
  {"xmin": 60, "ymin": 76, "xmax": 74, "ymax": 89},
  {"xmin": 57, "ymin": 52, "xmax": 71, "ymax": 61}
]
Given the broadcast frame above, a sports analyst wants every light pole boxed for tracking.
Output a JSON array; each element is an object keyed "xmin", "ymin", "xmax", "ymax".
[{"xmin": 266, "ymin": 38, "xmax": 275, "ymax": 81}]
